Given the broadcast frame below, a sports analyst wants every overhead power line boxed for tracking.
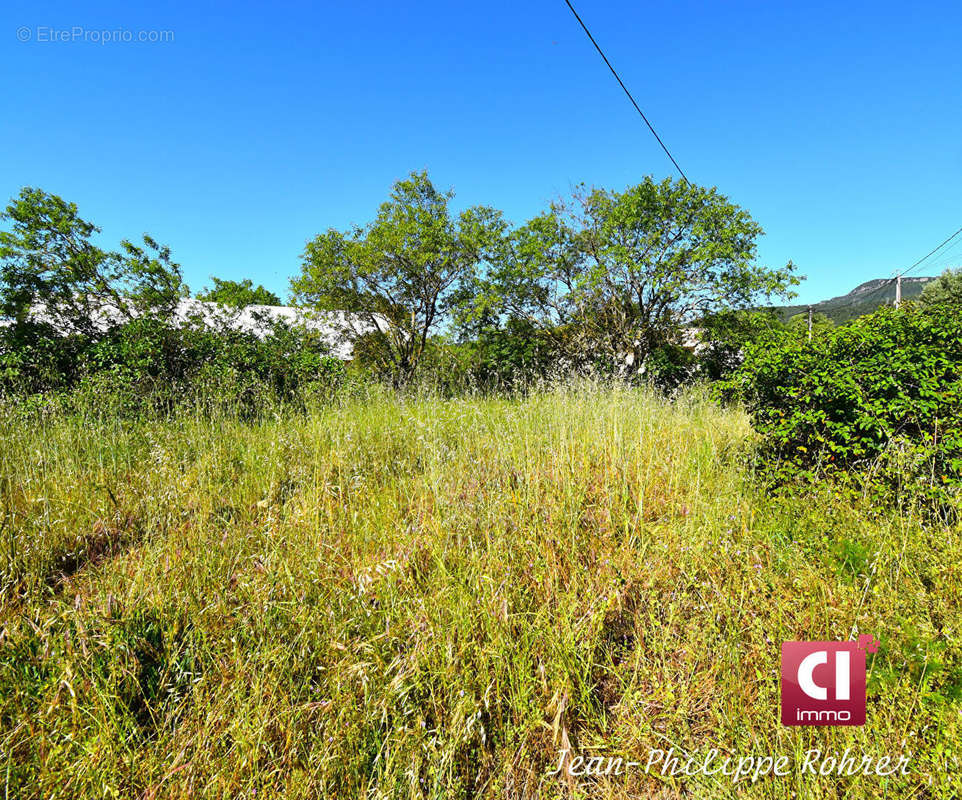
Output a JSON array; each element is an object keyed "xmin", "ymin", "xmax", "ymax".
[
  {"xmin": 561, "ymin": 0, "xmax": 690, "ymax": 185},
  {"xmin": 825, "ymin": 222, "xmax": 962, "ymax": 312},
  {"xmin": 890, "ymin": 223, "xmax": 962, "ymax": 308},
  {"xmin": 559, "ymin": 0, "xmax": 957, "ymax": 306},
  {"xmin": 898, "ymin": 223, "xmax": 962, "ymax": 277}
]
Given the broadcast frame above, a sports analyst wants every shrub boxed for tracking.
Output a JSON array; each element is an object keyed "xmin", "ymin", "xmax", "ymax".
[
  {"xmin": 1, "ymin": 317, "xmax": 346, "ymax": 416},
  {"xmin": 0, "ymin": 322, "xmax": 87, "ymax": 394},
  {"xmin": 465, "ymin": 320, "xmax": 562, "ymax": 390},
  {"xmin": 694, "ymin": 309, "xmax": 788, "ymax": 381},
  {"xmin": 81, "ymin": 318, "xmax": 346, "ymax": 414},
  {"xmin": 715, "ymin": 304, "xmax": 962, "ymax": 508}
]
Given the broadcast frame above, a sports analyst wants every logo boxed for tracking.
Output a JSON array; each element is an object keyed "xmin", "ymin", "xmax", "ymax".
[{"xmin": 781, "ymin": 635, "xmax": 878, "ymax": 726}]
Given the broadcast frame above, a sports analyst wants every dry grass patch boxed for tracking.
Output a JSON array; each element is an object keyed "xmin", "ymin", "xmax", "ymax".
[{"xmin": 0, "ymin": 384, "xmax": 958, "ymax": 798}]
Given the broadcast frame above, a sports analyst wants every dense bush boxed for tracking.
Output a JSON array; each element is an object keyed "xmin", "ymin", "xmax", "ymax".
[
  {"xmin": 348, "ymin": 319, "xmax": 588, "ymax": 394},
  {"xmin": 0, "ymin": 321, "xmax": 88, "ymax": 394},
  {"xmin": 716, "ymin": 304, "xmax": 962, "ymax": 507},
  {"xmin": 0, "ymin": 317, "xmax": 345, "ymax": 415},
  {"xmin": 463, "ymin": 320, "xmax": 564, "ymax": 390},
  {"xmin": 695, "ymin": 309, "xmax": 789, "ymax": 381}
]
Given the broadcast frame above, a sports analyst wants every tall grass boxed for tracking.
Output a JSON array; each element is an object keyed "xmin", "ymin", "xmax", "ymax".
[{"xmin": 0, "ymin": 384, "xmax": 958, "ymax": 798}]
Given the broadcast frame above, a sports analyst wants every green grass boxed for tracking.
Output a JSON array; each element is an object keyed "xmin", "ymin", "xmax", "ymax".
[{"xmin": 0, "ymin": 384, "xmax": 959, "ymax": 798}]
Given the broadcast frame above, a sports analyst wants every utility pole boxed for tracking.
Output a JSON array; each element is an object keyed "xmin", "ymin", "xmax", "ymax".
[
  {"xmin": 807, "ymin": 305, "xmax": 813, "ymax": 341},
  {"xmin": 895, "ymin": 274, "xmax": 902, "ymax": 309}
]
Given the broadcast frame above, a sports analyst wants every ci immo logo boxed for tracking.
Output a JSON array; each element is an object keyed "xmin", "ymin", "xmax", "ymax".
[{"xmin": 781, "ymin": 635, "xmax": 879, "ymax": 726}]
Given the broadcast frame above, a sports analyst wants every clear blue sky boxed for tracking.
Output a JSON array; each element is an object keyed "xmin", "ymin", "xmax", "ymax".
[{"xmin": 3, "ymin": 0, "xmax": 960, "ymax": 304}]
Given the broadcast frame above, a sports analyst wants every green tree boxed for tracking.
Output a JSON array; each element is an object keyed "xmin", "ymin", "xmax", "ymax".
[
  {"xmin": 0, "ymin": 187, "xmax": 185, "ymax": 333},
  {"xmin": 197, "ymin": 277, "xmax": 280, "ymax": 307},
  {"xmin": 292, "ymin": 171, "xmax": 506, "ymax": 385},
  {"xmin": 696, "ymin": 308, "xmax": 787, "ymax": 380},
  {"xmin": 109, "ymin": 235, "xmax": 186, "ymax": 320},
  {"xmin": 1, "ymin": 188, "xmax": 110, "ymax": 334},
  {"xmin": 473, "ymin": 177, "xmax": 798, "ymax": 373},
  {"xmin": 786, "ymin": 310, "xmax": 835, "ymax": 338},
  {"xmin": 918, "ymin": 268, "xmax": 962, "ymax": 308}
]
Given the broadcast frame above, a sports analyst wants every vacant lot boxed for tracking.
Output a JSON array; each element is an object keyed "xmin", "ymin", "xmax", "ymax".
[{"xmin": 1, "ymin": 385, "xmax": 958, "ymax": 798}]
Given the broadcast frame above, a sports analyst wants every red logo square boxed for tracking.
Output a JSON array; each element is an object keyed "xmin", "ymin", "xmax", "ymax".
[{"xmin": 781, "ymin": 638, "xmax": 876, "ymax": 726}]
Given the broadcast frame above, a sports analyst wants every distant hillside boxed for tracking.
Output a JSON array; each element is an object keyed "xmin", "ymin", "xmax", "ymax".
[{"xmin": 767, "ymin": 276, "xmax": 936, "ymax": 325}]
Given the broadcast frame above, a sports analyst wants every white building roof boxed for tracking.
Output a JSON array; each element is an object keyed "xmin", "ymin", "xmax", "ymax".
[{"xmin": 1, "ymin": 298, "xmax": 386, "ymax": 360}]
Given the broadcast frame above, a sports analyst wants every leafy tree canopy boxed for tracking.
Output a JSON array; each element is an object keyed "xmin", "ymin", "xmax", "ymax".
[
  {"xmin": 0, "ymin": 187, "xmax": 185, "ymax": 334},
  {"xmin": 918, "ymin": 268, "xmax": 962, "ymax": 308},
  {"xmin": 197, "ymin": 277, "xmax": 280, "ymax": 307},
  {"xmin": 471, "ymin": 177, "xmax": 799, "ymax": 372},
  {"xmin": 292, "ymin": 170, "xmax": 506, "ymax": 384}
]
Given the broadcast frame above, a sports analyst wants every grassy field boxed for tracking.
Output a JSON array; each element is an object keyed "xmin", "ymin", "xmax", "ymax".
[{"xmin": 1, "ymin": 385, "xmax": 959, "ymax": 798}]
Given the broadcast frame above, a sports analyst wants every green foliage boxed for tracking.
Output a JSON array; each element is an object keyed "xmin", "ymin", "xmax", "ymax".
[
  {"xmin": 716, "ymin": 304, "xmax": 962, "ymax": 508},
  {"xmin": 0, "ymin": 187, "xmax": 186, "ymax": 334},
  {"xmin": 293, "ymin": 172, "xmax": 797, "ymax": 387},
  {"xmin": 78, "ymin": 318, "xmax": 345, "ymax": 415},
  {"xmin": 464, "ymin": 319, "xmax": 564, "ymax": 389},
  {"xmin": 786, "ymin": 310, "xmax": 835, "ymax": 337},
  {"xmin": 109, "ymin": 234, "xmax": 187, "ymax": 319},
  {"xmin": 293, "ymin": 171, "xmax": 506, "ymax": 386},
  {"xmin": 695, "ymin": 309, "xmax": 787, "ymax": 381},
  {"xmin": 0, "ymin": 188, "xmax": 109, "ymax": 332},
  {"xmin": 0, "ymin": 317, "xmax": 345, "ymax": 415},
  {"xmin": 0, "ymin": 321, "xmax": 87, "ymax": 393},
  {"xmin": 472, "ymin": 177, "xmax": 798, "ymax": 373},
  {"xmin": 0, "ymin": 188, "xmax": 341, "ymax": 414},
  {"xmin": 918, "ymin": 267, "xmax": 962, "ymax": 308},
  {"xmin": 643, "ymin": 342, "xmax": 698, "ymax": 390},
  {"xmin": 197, "ymin": 277, "xmax": 281, "ymax": 307}
]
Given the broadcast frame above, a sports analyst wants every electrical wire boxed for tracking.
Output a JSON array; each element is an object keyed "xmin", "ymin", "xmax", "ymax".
[
  {"xmin": 561, "ymin": 0, "xmax": 690, "ymax": 184},
  {"xmin": 559, "ymin": 0, "xmax": 959, "ymax": 309},
  {"xmin": 899, "ymin": 223, "xmax": 962, "ymax": 277},
  {"xmin": 812, "ymin": 223, "xmax": 962, "ymax": 313}
]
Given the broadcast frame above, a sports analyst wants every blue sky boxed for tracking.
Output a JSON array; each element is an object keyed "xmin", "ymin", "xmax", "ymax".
[{"xmin": 2, "ymin": 0, "xmax": 960, "ymax": 304}]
